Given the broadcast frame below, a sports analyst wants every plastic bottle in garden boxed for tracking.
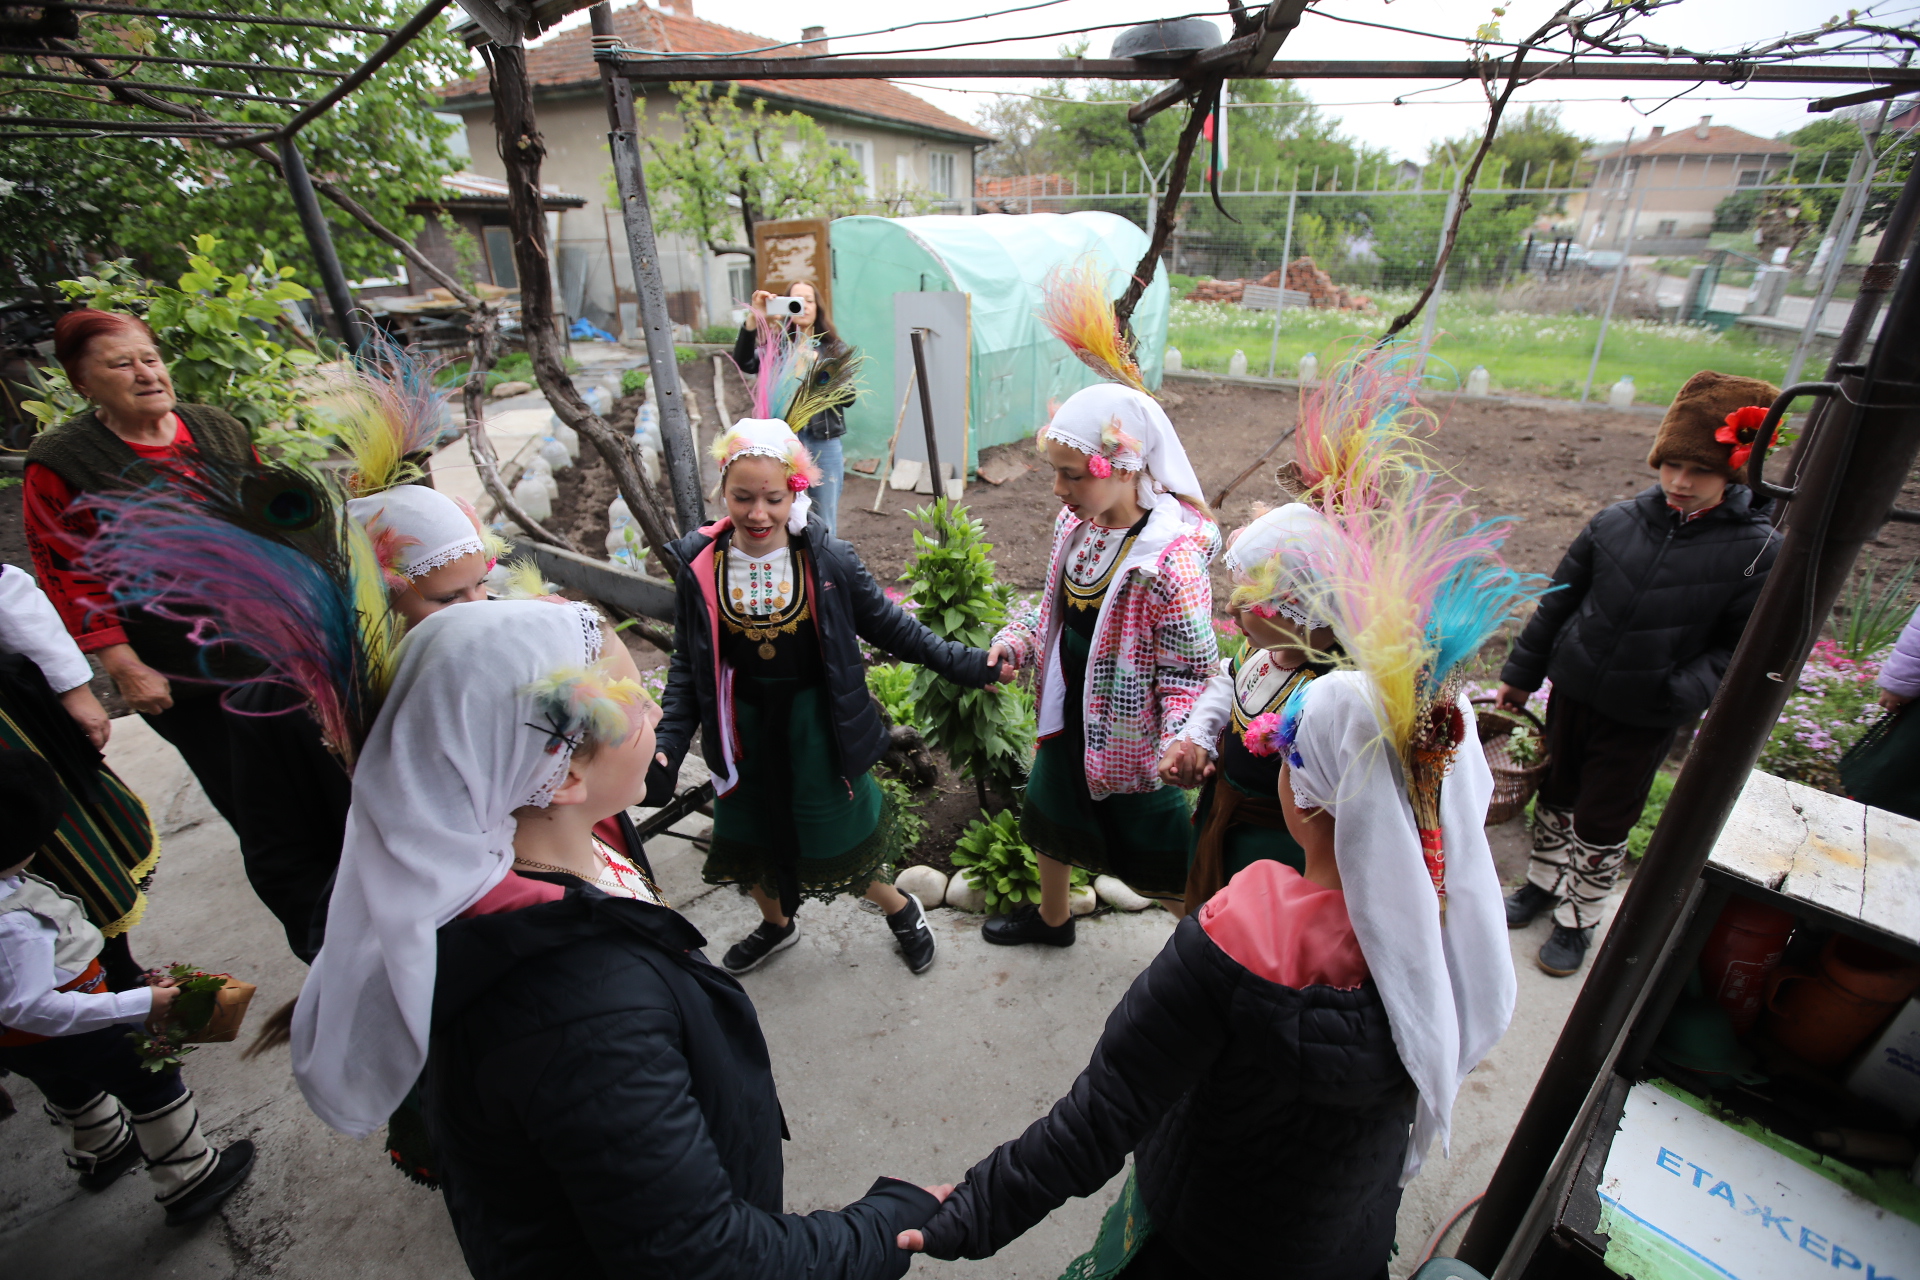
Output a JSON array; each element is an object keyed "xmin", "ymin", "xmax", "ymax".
[
  {"xmin": 545, "ymin": 416, "xmax": 581, "ymax": 461},
  {"xmin": 524, "ymin": 453, "xmax": 559, "ymax": 501},
  {"xmin": 605, "ymin": 495, "xmax": 646, "ymax": 569},
  {"xmin": 1609, "ymin": 374, "xmax": 1635, "ymax": 410},
  {"xmin": 511, "ymin": 473, "xmax": 551, "ymax": 522},
  {"xmin": 1227, "ymin": 349, "xmax": 1249, "ymax": 377},
  {"xmin": 1297, "ymin": 352, "xmax": 1319, "ymax": 385},
  {"xmin": 538, "ymin": 435, "xmax": 571, "ymax": 473},
  {"xmin": 1164, "ymin": 346, "xmax": 1183, "ymax": 373},
  {"xmin": 1466, "ymin": 365, "xmax": 1491, "ymax": 397}
]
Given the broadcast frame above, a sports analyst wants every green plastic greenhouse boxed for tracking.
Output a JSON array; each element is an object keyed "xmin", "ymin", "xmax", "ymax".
[{"xmin": 828, "ymin": 211, "xmax": 1169, "ymax": 471}]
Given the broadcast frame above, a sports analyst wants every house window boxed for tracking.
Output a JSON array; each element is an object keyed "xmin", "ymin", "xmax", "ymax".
[
  {"xmin": 830, "ymin": 139, "xmax": 873, "ymax": 195},
  {"xmin": 1656, "ymin": 219, "xmax": 1677, "ymax": 237},
  {"xmin": 1738, "ymin": 170, "xmax": 1762, "ymax": 186},
  {"xmin": 483, "ymin": 226, "xmax": 518, "ymax": 289},
  {"xmin": 726, "ymin": 262, "xmax": 754, "ymax": 306},
  {"xmin": 895, "ymin": 154, "xmax": 915, "ymax": 192},
  {"xmin": 928, "ymin": 151, "xmax": 956, "ymax": 199}
]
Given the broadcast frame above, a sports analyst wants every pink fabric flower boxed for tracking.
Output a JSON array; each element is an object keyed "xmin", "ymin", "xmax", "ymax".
[
  {"xmin": 786, "ymin": 472, "xmax": 811, "ymax": 492},
  {"xmin": 1243, "ymin": 712, "xmax": 1284, "ymax": 757},
  {"xmin": 1087, "ymin": 454, "xmax": 1113, "ymax": 479}
]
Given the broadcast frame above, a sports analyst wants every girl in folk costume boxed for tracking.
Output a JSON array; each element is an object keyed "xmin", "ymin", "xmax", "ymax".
[
  {"xmin": 900, "ymin": 467, "xmax": 1534, "ymax": 1280},
  {"xmin": 646, "ymin": 329, "xmax": 1007, "ymax": 976},
  {"xmin": 1167, "ymin": 344, "xmax": 1438, "ymax": 911},
  {"xmin": 983, "ymin": 266, "xmax": 1219, "ymax": 946},
  {"xmin": 289, "ymin": 601, "xmax": 947, "ymax": 1277}
]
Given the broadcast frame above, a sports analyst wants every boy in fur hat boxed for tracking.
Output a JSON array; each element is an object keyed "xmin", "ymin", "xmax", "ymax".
[
  {"xmin": 1496, "ymin": 371, "xmax": 1782, "ymax": 975},
  {"xmin": 0, "ymin": 749, "xmax": 256, "ymax": 1223}
]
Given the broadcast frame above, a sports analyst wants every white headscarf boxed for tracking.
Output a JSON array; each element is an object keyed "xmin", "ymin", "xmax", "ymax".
[
  {"xmin": 346, "ymin": 486, "xmax": 487, "ymax": 579},
  {"xmin": 1223, "ymin": 503, "xmax": 1333, "ymax": 631},
  {"xmin": 291, "ymin": 598, "xmax": 604, "ymax": 1137},
  {"xmin": 1285, "ymin": 671, "xmax": 1515, "ymax": 1185},
  {"xmin": 1043, "ymin": 383, "xmax": 1203, "ymax": 514},
  {"xmin": 712, "ymin": 417, "xmax": 816, "ymax": 535}
]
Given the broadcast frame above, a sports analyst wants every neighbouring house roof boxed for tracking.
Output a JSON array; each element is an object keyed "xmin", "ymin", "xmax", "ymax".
[
  {"xmin": 1589, "ymin": 119, "xmax": 1793, "ymax": 161},
  {"xmin": 440, "ymin": 2, "xmax": 994, "ymax": 145},
  {"xmin": 974, "ymin": 174, "xmax": 1068, "ymax": 198},
  {"xmin": 405, "ymin": 171, "xmax": 587, "ymax": 213}
]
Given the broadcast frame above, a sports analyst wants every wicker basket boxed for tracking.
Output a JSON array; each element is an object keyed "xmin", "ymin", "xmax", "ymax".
[{"xmin": 1471, "ymin": 698, "xmax": 1549, "ymax": 826}]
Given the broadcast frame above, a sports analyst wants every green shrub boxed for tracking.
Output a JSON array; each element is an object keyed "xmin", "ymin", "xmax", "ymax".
[
  {"xmin": 878, "ymin": 775, "xmax": 928, "ymax": 854},
  {"xmin": 951, "ymin": 810, "xmax": 1085, "ymax": 914},
  {"xmin": 1832, "ymin": 555, "xmax": 1917, "ymax": 660},
  {"xmin": 25, "ymin": 237, "xmax": 329, "ymax": 461},
  {"xmin": 697, "ymin": 323, "xmax": 739, "ymax": 343},
  {"xmin": 902, "ymin": 498, "xmax": 1035, "ymax": 798},
  {"xmin": 866, "ymin": 662, "xmax": 924, "ymax": 732},
  {"xmin": 621, "ymin": 367, "xmax": 649, "ymax": 396},
  {"xmin": 1627, "ymin": 770, "xmax": 1677, "ymax": 860}
]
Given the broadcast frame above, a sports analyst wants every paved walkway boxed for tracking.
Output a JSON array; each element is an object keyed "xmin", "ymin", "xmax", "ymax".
[{"xmin": 0, "ymin": 718, "xmax": 1612, "ymax": 1279}]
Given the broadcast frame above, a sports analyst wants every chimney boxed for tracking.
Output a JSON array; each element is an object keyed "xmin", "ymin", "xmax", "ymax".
[
  {"xmin": 1695, "ymin": 115, "xmax": 1712, "ymax": 140},
  {"xmin": 657, "ymin": 1, "xmax": 693, "ymax": 15},
  {"xmin": 802, "ymin": 25, "xmax": 827, "ymax": 55},
  {"xmin": 1648, "ymin": 125, "xmax": 1664, "ymax": 140}
]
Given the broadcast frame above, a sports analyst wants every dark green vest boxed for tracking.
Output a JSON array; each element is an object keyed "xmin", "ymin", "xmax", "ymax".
[{"xmin": 26, "ymin": 403, "xmax": 261, "ymax": 690}]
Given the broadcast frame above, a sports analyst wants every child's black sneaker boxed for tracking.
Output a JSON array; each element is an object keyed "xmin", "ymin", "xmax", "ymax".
[
  {"xmin": 982, "ymin": 904, "xmax": 1075, "ymax": 948},
  {"xmin": 1504, "ymin": 882, "xmax": 1558, "ymax": 929},
  {"xmin": 722, "ymin": 918, "xmax": 800, "ymax": 975},
  {"xmin": 1537, "ymin": 925, "xmax": 1594, "ymax": 977},
  {"xmin": 163, "ymin": 1139, "xmax": 255, "ymax": 1227},
  {"xmin": 886, "ymin": 893, "xmax": 936, "ymax": 974}
]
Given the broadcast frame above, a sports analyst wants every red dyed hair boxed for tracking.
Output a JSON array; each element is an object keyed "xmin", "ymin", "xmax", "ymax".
[{"xmin": 53, "ymin": 309, "xmax": 158, "ymax": 381}]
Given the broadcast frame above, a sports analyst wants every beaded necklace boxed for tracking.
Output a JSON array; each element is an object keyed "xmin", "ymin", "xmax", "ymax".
[{"xmin": 1063, "ymin": 514, "xmax": 1148, "ymax": 612}]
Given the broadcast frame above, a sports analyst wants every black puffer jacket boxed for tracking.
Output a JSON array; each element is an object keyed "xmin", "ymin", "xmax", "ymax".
[
  {"xmin": 644, "ymin": 517, "xmax": 994, "ymax": 805},
  {"xmin": 1501, "ymin": 483, "xmax": 1777, "ymax": 728},
  {"xmin": 425, "ymin": 883, "xmax": 939, "ymax": 1280},
  {"xmin": 917, "ymin": 915, "xmax": 1415, "ymax": 1279}
]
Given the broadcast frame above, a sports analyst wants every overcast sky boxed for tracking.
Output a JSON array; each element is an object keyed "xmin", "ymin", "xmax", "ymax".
[{"xmin": 547, "ymin": 0, "xmax": 1918, "ymax": 161}]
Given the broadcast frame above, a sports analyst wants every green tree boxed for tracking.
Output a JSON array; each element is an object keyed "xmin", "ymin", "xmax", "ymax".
[
  {"xmin": 0, "ymin": 3, "xmax": 470, "ymax": 302},
  {"xmin": 640, "ymin": 83, "xmax": 864, "ymax": 260},
  {"xmin": 1778, "ymin": 113, "xmax": 1918, "ymax": 233},
  {"xmin": 1437, "ymin": 106, "xmax": 1588, "ymax": 192}
]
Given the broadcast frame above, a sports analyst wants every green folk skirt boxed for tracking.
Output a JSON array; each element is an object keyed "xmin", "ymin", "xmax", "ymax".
[{"xmin": 704, "ymin": 677, "xmax": 900, "ymax": 905}]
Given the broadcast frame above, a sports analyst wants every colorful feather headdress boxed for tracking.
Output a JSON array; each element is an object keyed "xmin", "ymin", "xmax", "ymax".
[
  {"xmin": 726, "ymin": 313, "xmax": 861, "ymax": 442},
  {"xmin": 76, "ymin": 459, "xmax": 402, "ymax": 769},
  {"xmin": 521, "ymin": 657, "xmax": 653, "ymax": 755},
  {"xmin": 327, "ymin": 328, "xmax": 456, "ymax": 498},
  {"xmin": 1039, "ymin": 259, "xmax": 1148, "ymax": 395},
  {"xmin": 1287, "ymin": 460, "xmax": 1549, "ymax": 914},
  {"xmin": 1285, "ymin": 339, "xmax": 1436, "ymax": 513}
]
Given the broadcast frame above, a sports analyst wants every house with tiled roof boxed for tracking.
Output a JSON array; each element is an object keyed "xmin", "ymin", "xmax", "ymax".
[
  {"xmin": 1566, "ymin": 117, "xmax": 1793, "ymax": 253},
  {"xmin": 438, "ymin": 1, "xmax": 994, "ymax": 334}
]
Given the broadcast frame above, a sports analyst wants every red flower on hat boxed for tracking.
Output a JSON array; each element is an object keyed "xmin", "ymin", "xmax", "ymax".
[
  {"xmin": 1086, "ymin": 454, "xmax": 1113, "ymax": 479},
  {"xmin": 1714, "ymin": 404, "xmax": 1773, "ymax": 472},
  {"xmin": 786, "ymin": 472, "xmax": 810, "ymax": 492}
]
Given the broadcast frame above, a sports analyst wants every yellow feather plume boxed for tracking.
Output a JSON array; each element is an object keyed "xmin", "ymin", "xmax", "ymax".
[{"xmin": 1040, "ymin": 259, "xmax": 1148, "ymax": 394}]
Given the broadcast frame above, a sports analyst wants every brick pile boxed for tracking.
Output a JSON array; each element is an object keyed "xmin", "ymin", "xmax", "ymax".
[{"xmin": 1181, "ymin": 258, "xmax": 1373, "ymax": 311}]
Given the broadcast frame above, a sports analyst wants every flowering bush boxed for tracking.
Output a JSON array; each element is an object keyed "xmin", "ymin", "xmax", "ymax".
[{"xmin": 1757, "ymin": 640, "xmax": 1884, "ymax": 793}]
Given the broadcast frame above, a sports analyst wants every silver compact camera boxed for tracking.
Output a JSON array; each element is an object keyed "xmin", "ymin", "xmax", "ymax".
[{"xmin": 766, "ymin": 295, "xmax": 807, "ymax": 317}]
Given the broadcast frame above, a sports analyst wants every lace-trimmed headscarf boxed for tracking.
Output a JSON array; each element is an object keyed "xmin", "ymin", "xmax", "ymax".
[
  {"xmin": 710, "ymin": 417, "xmax": 824, "ymax": 535},
  {"xmin": 1042, "ymin": 383, "xmax": 1205, "ymax": 514},
  {"xmin": 345, "ymin": 486, "xmax": 496, "ymax": 589},
  {"xmin": 292, "ymin": 598, "xmax": 619, "ymax": 1137},
  {"xmin": 1223, "ymin": 502, "xmax": 1333, "ymax": 631}
]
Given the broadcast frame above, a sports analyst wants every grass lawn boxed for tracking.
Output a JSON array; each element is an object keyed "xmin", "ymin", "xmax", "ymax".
[{"xmin": 1165, "ymin": 293, "xmax": 1793, "ymax": 406}]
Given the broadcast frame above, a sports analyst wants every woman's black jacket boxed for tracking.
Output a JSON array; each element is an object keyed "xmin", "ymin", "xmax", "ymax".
[
  {"xmin": 916, "ymin": 915, "xmax": 1416, "ymax": 1280},
  {"xmin": 644, "ymin": 517, "xmax": 995, "ymax": 806},
  {"xmin": 732, "ymin": 324, "xmax": 853, "ymax": 440},
  {"xmin": 425, "ymin": 882, "xmax": 939, "ymax": 1280},
  {"xmin": 1500, "ymin": 483, "xmax": 1778, "ymax": 727}
]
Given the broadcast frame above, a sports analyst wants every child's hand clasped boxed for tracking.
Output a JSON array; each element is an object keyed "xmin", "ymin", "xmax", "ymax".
[
  {"xmin": 986, "ymin": 643, "xmax": 1017, "ymax": 684},
  {"xmin": 1157, "ymin": 739, "xmax": 1212, "ymax": 787}
]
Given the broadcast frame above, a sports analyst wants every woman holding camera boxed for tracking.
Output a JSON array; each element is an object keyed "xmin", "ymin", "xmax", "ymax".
[{"xmin": 734, "ymin": 282, "xmax": 855, "ymax": 534}]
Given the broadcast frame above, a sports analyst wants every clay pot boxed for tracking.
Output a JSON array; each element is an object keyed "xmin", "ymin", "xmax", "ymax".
[
  {"xmin": 1764, "ymin": 935, "xmax": 1920, "ymax": 1068},
  {"xmin": 1698, "ymin": 897, "xmax": 1796, "ymax": 1033}
]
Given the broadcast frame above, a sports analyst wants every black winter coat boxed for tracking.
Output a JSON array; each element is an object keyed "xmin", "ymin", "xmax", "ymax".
[
  {"xmin": 425, "ymin": 883, "xmax": 939, "ymax": 1280},
  {"xmin": 644, "ymin": 517, "xmax": 995, "ymax": 806},
  {"xmin": 1501, "ymin": 483, "xmax": 1777, "ymax": 728},
  {"xmin": 918, "ymin": 915, "xmax": 1415, "ymax": 1279},
  {"xmin": 733, "ymin": 324, "xmax": 853, "ymax": 440}
]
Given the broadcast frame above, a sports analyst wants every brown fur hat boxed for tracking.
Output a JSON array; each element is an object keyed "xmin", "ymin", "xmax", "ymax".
[{"xmin": 1647, "ymin": 370, "xmax": 1782, "ymax": 477}]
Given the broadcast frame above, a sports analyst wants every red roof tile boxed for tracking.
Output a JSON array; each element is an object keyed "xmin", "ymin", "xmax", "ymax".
[
  {"xmin": 1604, "ymin": 121, "xmax": 1791, "ymax": 158},
  {"xmin": 441, "ymin": 3, "xmax": 993, "ymax": 143}
]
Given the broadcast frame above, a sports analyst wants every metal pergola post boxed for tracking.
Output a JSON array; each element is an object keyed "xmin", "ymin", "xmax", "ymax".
[
  {"xmin": 592, "ymin": 3, "xmax": 703, "ymax": 535},
  {"xmin": 278, "ymin": 136, "xmax": 364, "ymax": 353}
]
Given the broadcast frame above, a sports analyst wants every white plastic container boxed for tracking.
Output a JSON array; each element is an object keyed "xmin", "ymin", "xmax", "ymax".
[
  {"xmin": 1297, "ymin": 352, "xmax": 1319, "ymax": 385},
  {"xmin": 1466, "ymin": 365, "xmax": 1491, "ymax": 397},
  {"xmin": 1164, "ymin": 346, "xmax": 1183, "ymax": 373},
  {"xmin": 523, "ymin": 453, "xmax": 559, "ymax": 501},
  {"xmin": 538, "ymin": 435, "xmax": 571, "ymax": 473},
  {"xmin": 1227, "ymin": 349, "xmax": 1249, "ymax": 377},
  {"xmin": 1609, "ymin": 374, "xmax": 1636, "ymax": 410},
  {"xmin": 545, "ymin": 416, "xmax": 581, "ymax": 461},
  {"xmin": 511, "ymin": 474, "xmax": 551, "ymax": 522}
]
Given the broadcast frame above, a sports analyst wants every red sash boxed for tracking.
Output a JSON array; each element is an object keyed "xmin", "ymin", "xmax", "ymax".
[{"xmin": 0, "ymin": 957, "xmax": 110, "ymax": 1047}]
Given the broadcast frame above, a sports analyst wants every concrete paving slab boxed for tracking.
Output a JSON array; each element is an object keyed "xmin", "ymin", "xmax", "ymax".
[{"xmin": 0, "ymin": 716, "xmax": 1617, "ymax": 1279}]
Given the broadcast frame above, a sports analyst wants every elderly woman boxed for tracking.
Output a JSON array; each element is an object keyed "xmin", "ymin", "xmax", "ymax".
[{"xmin": 22, "ymin": 309, "xmax": 258, "ymax": 826}]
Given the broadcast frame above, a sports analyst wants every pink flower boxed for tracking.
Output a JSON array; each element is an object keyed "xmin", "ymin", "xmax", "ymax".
[
  {"xmin": 787, "ymin": 472, "xmax": 810, "ymax": 492},
  {"xmin": 1243, "ymin": 712, "xmax": 1284, "ymax": 757},
  {"xmin": 1086, "ymin": 454, "xmax": 1113, "ymax": 479}
]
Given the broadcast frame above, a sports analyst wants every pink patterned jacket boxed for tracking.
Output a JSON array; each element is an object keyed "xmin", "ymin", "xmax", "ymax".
[{"xmin": 995, "ymin": 499, "xmax": 1220, "ymax": 799}]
